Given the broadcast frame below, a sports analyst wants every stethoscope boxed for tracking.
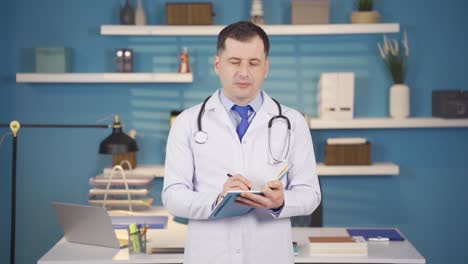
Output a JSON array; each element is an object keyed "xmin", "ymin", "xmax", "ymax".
[{"xmin": 193, "ymin": 96, "xmax": 291, "ymax": 164}]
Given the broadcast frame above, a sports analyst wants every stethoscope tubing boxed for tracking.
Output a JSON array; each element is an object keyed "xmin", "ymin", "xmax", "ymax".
[{"xmin": 193, "ymin": 95, "xmax": 291, "ymax": 162}]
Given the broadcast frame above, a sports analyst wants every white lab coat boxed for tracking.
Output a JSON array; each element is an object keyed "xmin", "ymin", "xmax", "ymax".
[{"xmin": 162, "ymin": 89, "xmax": 321, "ymax": 264}]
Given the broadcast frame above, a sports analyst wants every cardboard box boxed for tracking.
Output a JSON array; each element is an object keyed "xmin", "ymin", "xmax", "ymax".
[
  {"xmin": 166, "ymin": 3, "xmax": 213, "ymax": 25},
  {"xmin": 35, "ymin": 47, "xmax": 72, "ymax": 73},
  {"xmin": 317, "ymin": 72, "xmax": 355, "ymax": 120},
  {"xmin": 291, "ymin": 0, "xmax": 329, "ymax": 24},
  {"xmin": 325, "ymin": 143, "xmax": 371, "ymax": 165}
]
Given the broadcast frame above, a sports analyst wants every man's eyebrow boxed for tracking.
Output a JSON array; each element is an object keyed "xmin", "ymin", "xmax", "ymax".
[{"xmin": 227, "ymin": 57, "xmax": 263, "ymax": 62}]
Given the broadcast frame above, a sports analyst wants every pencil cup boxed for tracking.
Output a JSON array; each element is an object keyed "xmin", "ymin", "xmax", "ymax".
[{"xmin": 128, "ymin": 226, "xmax": 147, "ymax": 254}]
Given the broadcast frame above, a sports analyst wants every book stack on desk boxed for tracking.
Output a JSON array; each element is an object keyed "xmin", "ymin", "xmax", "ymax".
[
  {"xmin": 87, "ymin": 165, "xmax": 163, "ymax": 210},
  {"xmin": 308, "ymin": 236, "xmax": 368, "ymax": 256}
]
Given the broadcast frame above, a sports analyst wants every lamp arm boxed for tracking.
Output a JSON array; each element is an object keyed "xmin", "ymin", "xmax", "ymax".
[{"xmin": 1, "ymin": 123, "xmax": 109, "ymax": 129}]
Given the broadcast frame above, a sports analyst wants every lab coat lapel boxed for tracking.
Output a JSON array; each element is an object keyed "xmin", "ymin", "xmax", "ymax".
[
  {"xmin": 203, "ymin": 90, "xmax": 239, "ymax": 140},
  {"xmin": 247, "ymin": 91, "xmax": 278, "ymax": 134}
]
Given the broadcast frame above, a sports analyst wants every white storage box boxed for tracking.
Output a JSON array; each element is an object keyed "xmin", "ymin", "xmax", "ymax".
[{"xmin": 317, "ymin": 72, "xmax": 355, "ymax": 119}]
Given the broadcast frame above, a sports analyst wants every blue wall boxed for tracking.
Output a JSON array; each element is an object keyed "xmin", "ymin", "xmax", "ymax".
[
  {"xmin": 1, "ymin": 0, "xmax": 467, "ymax": 263},
  {"xmin": 1, "ymin": 0, "xmax": 14, "ymax": 262}
]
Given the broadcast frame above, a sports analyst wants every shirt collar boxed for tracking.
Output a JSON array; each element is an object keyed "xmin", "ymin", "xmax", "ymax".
[{"xmin": 219, "ymin": 89, "xmax": 263, "ymax": 113}]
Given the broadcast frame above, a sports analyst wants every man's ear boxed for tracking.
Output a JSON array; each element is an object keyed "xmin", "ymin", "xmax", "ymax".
[
  {"xmin": 264, "ymin": 58, "xmax": 270, "ymax": 79},
  {"xmin": 214, "ymin": 55, "xmax": 220, "ymax": 75}
]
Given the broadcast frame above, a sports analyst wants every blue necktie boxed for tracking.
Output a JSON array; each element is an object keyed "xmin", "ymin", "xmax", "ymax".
[{"xmin": 232, "ymin": 104, "xmax": 252, "ymax": 141}]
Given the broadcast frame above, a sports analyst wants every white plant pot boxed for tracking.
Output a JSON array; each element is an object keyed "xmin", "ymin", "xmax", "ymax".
[
  {"xmin": 389, "ymin": 84, "xmax": 410, "ymax": 118},
  {"xmin": 350, "ymin": 11, "xmax": 380, "ymax": 24}
]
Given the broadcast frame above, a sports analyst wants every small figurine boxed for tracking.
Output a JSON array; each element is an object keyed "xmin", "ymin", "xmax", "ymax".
[
  {"xmin": 250, "ymin": 0, "xmax": 265, "ymax": 25},
  {"xmin": 178, "ymin": 47, "xmax": 191, "ymax": 73},
  {"xmin": 116, "ymin": 48, "xmax": 133, "ymax": 72}
]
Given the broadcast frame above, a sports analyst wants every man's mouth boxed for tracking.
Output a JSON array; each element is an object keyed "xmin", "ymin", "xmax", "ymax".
[{"xmin": 235, "ymin": 82, "xmax": 251, "ymax": 88}]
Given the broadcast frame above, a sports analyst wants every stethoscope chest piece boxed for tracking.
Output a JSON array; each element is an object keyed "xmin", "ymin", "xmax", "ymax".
[{"xmin": 194, "ymin": 130, "xmax": 208, "ymax": 144}]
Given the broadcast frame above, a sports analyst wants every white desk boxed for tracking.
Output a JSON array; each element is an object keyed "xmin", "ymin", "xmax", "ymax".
[{"xmin": 38, "ymin": 209, "xmax": 425, "ymax": 264}]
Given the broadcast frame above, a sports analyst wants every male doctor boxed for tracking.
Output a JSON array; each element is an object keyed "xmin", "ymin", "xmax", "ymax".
[{"xmin": 162, "ymin": 21, "xmax": 321, "ymax": 264}]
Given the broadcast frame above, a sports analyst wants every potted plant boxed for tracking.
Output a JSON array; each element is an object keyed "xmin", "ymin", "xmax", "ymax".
[
  {"xmin": 377, "ymin": 32, "xmax": 410, "ymax": 118},
  {"xmin": 350, "ymin": 0, "xmax": 380, "ymax": 24}
]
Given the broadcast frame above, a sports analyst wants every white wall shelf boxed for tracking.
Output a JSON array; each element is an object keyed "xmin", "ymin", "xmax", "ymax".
[
  {"xmin": 309, "ymin": 117, "xmax": 468, "ymax": 129},
  {"xmin": 104, "ymin": 164, "xmax": 398, "ymax": 177},
  {"xmin": 317, "ymin": 162, "xmax": 399, "ymax": 176},
  {"xmin": 16, "ymin": 73, "xmax": 193, "ymax": 83},
  {"xmin": 100, "ymin": 23, "xmax": 400, "ymax": 36}
]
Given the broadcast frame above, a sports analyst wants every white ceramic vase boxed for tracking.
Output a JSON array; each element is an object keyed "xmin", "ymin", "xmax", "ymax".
[
  {"xmin": 135, "ymin": 0, "xmax": 146, "ymax": 25},
  {"xmin": 389, "ymin": 84, "xmax": 410, "ymax": 118}
]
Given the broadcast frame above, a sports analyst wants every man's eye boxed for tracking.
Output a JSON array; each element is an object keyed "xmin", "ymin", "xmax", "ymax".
[
  {"xmin": 250, "ymin": 62, "xmax": 259, "ymax": 66},
  {"xmin": 230, "ymin": 61, "xmax": 240, "ymax": 65}
]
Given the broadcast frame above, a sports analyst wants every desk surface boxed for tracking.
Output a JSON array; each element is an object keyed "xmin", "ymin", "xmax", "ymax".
[{"xmin": 39, "ymin": 208, "xmax": 425, "ymax": 264}]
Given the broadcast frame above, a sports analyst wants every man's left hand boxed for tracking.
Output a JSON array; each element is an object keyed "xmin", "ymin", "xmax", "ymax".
[{"xmin": 236, "ymin": 180, "xmax": 284, "ymax": 210}]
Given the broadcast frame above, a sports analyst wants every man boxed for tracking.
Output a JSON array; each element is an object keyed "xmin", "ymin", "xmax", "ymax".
[{"xmin": 162, "ymin": 21, "xmax": 321, "ymax": 264}]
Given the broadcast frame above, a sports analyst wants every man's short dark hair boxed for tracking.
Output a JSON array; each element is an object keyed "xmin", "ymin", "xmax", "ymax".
[{"xmin": 217, "ymin": 21, "xmax": 270, "ymax": 57}]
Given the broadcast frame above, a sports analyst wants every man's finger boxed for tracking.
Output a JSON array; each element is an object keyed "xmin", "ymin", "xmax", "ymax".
[
  {"xmin": 236, "ymin": 196, "xmax": 264, "ymax": 208},
  {"xmin": 230, "ymin": 175, "xmax": 252, "ymax": 189},
  {"xmin": 267, "ymin": 180, "xmax": 283, "ymax": 190},
  {"xmin": 228, "ymin": 183, "xmax": 250, "ymax": 191}
]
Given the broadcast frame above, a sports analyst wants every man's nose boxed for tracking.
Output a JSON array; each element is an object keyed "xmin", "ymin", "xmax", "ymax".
[{"xmin": 238, "ymin": 62, "xmax": 249, "ymax": 77}]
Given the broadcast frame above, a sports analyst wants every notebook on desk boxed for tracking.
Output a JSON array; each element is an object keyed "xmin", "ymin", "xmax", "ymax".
[
  {"xmin": 52, "ymin": 202, "xmax": 128, "ymax": 248},
  {"xmin": 346, "ymin": 228, "xmax": 405, "ymax": 241}
]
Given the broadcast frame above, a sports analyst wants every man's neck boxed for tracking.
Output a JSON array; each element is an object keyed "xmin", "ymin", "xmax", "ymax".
[{"xmin": 222, "ymin": 91, "xmax": 260, "ymax": 106}]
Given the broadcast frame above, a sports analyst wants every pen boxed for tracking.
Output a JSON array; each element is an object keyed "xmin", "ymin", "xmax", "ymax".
[
  {"xmin": 226, "ymin": 173, "xmax": 251, "ymax": 190},
  {"xmin": 141, "ymin": 224, "xmax": 148, "ymax": 236}
]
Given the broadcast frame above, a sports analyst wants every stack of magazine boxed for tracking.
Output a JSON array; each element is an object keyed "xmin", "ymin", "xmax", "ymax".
[{"xmin": 308, "ymin": 236, "xmax": 368, "ymax": 256}]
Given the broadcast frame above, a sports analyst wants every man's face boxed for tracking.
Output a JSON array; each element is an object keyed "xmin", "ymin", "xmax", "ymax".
[{"xmin": 214, "ymin": 36, "xmax": 269, "ymax": 105}]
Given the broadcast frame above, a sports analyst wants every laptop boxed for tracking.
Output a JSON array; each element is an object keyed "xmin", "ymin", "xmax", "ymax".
[{"xmin": 52, "ymin": 202, "xmax": 127, "ymax": 248}]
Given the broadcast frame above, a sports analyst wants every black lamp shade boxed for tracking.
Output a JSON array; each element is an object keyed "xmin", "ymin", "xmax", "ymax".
[{"xmin": 99, "ymin": 118, "xmax": 138, "ymax": 154}]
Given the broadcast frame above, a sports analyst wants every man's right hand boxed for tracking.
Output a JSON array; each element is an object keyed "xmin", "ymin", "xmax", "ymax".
[{"xmin": 216, "ymin": 174, "xmax": 252, "ymax": 205}]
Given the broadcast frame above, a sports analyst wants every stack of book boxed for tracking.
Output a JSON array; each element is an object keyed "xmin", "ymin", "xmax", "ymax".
[
  {"xmin": 87, "ymin": 165, "xmax": 164, "ymax": 210},
  {"xmin": 308, "ymin": 236, "xmax": 368, "ymax": 256}
]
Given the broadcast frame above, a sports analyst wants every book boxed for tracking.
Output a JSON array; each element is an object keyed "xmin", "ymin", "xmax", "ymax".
[
  {"xmin": 110, "ymin": 215, "xmax": 168, "ymax": 229},
  {"xmin": 209, "ymin": 163, "xmax": 293, "ymax": 219},
  {"xmin": 346, "ymin": 228, "xmax": 405, "ymax": 241},
  {"xmin": 308, "ymin": 236, "xmax": 368, "ymax": 256},
  {"xmin": 209, "ymin": 190, "xmax": 262, "ymax": 219},
  {"xmin": 150, "ymin": 247, "xmax": 184, "ymax": 254}
]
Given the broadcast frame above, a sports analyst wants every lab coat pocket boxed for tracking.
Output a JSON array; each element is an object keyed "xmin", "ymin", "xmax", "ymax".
[
  {"xmin": 186, "ymin": 229, "xmax": 229, "ymax": 264},
  {"xmin": 249, "ymin": 220, "xmax": 294, "ymax": 263}
]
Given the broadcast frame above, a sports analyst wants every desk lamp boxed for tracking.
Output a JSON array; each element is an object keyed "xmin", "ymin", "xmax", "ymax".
[{"xmin": 0, "ymin": 115, "xmax": 138, "ymax": 264}]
